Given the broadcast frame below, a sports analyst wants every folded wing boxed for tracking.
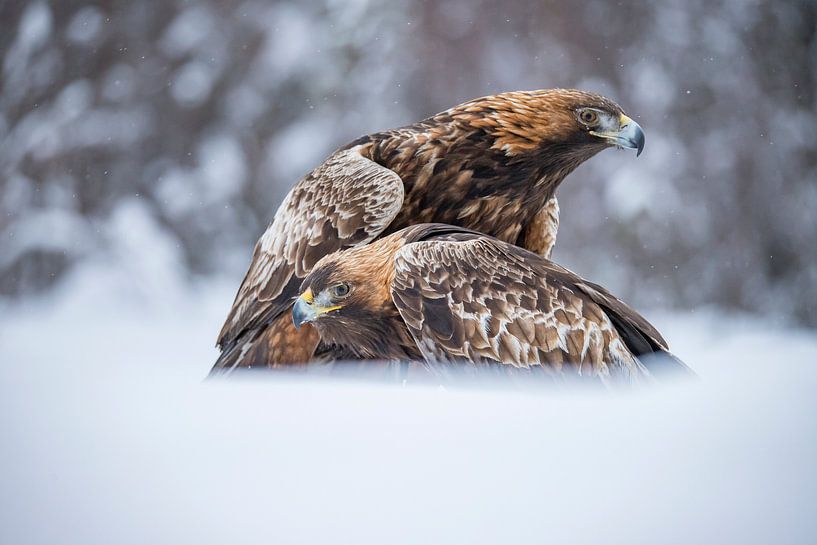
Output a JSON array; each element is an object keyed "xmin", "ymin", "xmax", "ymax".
[
  {"xmin": 213, "ymin": 146, "xmax": 405, "ymax": 372},
  {"xmin": 390, "ymin": 233, "xmax": 685, "ymax": 379}
]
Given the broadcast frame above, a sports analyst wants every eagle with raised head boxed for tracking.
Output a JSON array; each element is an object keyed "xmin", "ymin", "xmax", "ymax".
[
  {"xmin": 213, "ymin": 89, "xmax": 645, "ymax": 373},
  {"xmin": 292, "ymin": 224, "xmax": 686, "ymax": 382}
]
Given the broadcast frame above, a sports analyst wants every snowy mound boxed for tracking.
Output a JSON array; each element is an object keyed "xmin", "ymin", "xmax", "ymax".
[{"xmin": 2, "ymin": 269, "xmax": 816, "ymax": 544}]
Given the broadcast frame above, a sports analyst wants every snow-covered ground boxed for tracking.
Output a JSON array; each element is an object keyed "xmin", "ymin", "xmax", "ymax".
[{"xmin": 1, "ymin": 262, "xmax": 817, "ymax": 544}]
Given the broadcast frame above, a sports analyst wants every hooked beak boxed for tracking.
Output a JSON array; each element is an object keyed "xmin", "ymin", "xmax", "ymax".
[
  {"xmin": 292, "ymin": 288, "xmax": 341, "ymax": 329},
  {"xmin": 590, "ymin": 114, "xmax": 645, "ymax": 156},
  {"xmin": 292, "ymin": 296, "xmax": 315, "ymax": 330}
]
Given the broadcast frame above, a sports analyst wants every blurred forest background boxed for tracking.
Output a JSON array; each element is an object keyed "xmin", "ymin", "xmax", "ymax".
[{"xmin": 1, "ymin": 0, "xmax": 815, "ymax": 327}]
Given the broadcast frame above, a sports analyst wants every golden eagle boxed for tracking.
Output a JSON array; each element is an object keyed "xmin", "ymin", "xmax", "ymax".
[
  {"xmin": 292, "ymin": 224, "xmax": 686, "ymax": 382},
  {"xmin": 213, "ymin": 89, "xmax": 645, "ymax": 373}
]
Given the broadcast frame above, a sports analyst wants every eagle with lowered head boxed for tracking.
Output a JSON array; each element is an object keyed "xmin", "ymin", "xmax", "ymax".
[
  {"xmin": 213, "ymin": 89, "xmax": 645, "ymax": 373},
  {"xmin": 292, "ymin": 224, "xmax": 686, "ymax": 382}
]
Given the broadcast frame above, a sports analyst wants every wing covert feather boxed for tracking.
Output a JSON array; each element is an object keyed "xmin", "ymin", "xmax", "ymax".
[
  {"xmin": 217, "ymin": 146, "xmax": 405, "ymax": 349},
  {"xmin": 390, "ymin": 237, "xmax": 648, "ymax": 379}
]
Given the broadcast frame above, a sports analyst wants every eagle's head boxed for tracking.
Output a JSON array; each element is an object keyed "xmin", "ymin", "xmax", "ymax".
[
  {"xmin": 292, "ymin": 235, "xmax": 405, "ymax": 358},
  {"xmin": 450, "ymin": 88, "xmax": 645, "ymax": 159}
]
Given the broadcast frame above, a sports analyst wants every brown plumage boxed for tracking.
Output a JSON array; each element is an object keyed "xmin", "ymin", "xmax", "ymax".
[
  {"xmin": 293, "ymin": 224, "xmax": 688, "ymax": 383},
  {"xmin": 213, "ymin": 89, "xmax": 645, "ymax": 373}
]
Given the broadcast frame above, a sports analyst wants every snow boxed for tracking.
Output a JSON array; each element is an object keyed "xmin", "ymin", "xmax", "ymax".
[
  {"xmin": 1, "ymin": 264, "xmax": 816, "ymax": 544},
  {"xmin": 66, "ymin": 6, "xmax": 104, "ymax": 45},
  {"xmin": 155, "ymin": 133, "xmax": 247, "ymax": 217},
  {"xmin": 1, "ymin": 208, "xmax": 93, "ymax": 269},
  {"xmin": 171, "ymin": 61, "xmax": 216, "ymax": 107},
  {"xmin": 15, "ymin": 2, "xmax": 52, "ymax": 54},
  {"xmin": 160, "ymin": 6, "xmax": 216, "ymax": 58}
]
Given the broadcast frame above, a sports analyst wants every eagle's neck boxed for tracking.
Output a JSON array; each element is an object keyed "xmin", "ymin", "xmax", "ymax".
[
  {"xmin": 520, "ymin": 140, "xmax": 605, "ymax": 204},
  {"xmin": 366, "ymin": 124, "xmax": 596, "ymax": 244},
  {"xmin": 316, "ymin": 306, "xmax": 421, "ymax": 362}
]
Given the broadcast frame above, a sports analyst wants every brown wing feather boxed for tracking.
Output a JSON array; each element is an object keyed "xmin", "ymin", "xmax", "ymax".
[
  {"xmin": 391, "ymin": 234, "xmax": 681, "ymax": 381},
  {"xmin": 534, "ymin": 260, "xmax": 669, "ymax": 352},
  {"xmin": 213, "ymin": 145, "xmax": 405, "ymax": 371}
]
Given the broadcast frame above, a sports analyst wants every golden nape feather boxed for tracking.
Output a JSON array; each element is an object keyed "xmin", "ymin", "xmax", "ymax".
[
  {"xmin": 213, "ymin": 89, "xmax": 645, "ymax": 373},
  {"xmin": 294, "ymin": 224, "xmax": 688, "ymax": 384}
]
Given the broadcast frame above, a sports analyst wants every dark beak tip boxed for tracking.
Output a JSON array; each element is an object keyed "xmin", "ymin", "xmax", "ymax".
[{"xmin": 635, "ymin": 131, "xmax": 645, "ymax": 157}]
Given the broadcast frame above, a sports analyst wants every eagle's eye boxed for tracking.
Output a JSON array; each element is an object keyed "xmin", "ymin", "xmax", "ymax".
[
  {"xmin": 332, "ymin": 283, "xmax": 351, "ymax": 298},
  {"xmin": 577, "ymin": 108, "xmax": 600, "ymax": 126}
]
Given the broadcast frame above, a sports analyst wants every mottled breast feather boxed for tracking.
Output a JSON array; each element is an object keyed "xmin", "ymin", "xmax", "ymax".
[
  {"xmin": 214, "ymin": 146, "xmax": 405, "ymax": 366},
  {"xmin": 520, "ymin": 196, "xmax": 560, "ymax": 259}
]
